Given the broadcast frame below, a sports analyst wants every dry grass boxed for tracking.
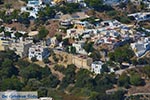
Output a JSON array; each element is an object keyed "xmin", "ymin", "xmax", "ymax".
[
  {"xmin": 128, "ymin": 82, "xmax": 150, "ymax": 95},
  {"xmin": 0, "ymin": 0, "xmax": 25, "ymax": 10}
]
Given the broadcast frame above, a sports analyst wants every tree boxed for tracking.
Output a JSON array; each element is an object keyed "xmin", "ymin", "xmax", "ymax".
[
  {"xmin": 0, "ymin": 77, "xmax": 23, "ymax": 91},
  {"xmin": 94, "ymin": 74, "xmax": 116, "ymax": 92},
  {"xmin": 52, "ymin": 54, "xmax": 59, "ymax": 62},
  {"xmin": 62, "ymin": 38, "xmax": 70, "ymax": 46},
  {"xmin": 23, "ymin": 78, "xmax": 42, "ymax": 91},
  {"xmin": 130, "ymin": 74, "xmax": 143, "ymax": 86},
  {"xmin": 16, "ymin": 59, "xmax": 30, "ymax": 68},
  {"xmin": 140, "ymin": 1, "xmax": 147, "ymax": 10},
  {"xmin": 38, "ymin": 87, "xmax": 48, "ymax": 97},
  {"xmin": 4, "ymin": 32, "xmax": 11, "ymax": 37},
  {"xmin": 0, "ymin": 58, "xmax": 18, "ymax": 79},
  {"xmin": 85, "ymin": 0, "xmax": 113, "ymax": 12},
  {"xmin": 0, "ymin": 26, "xmax": 4, "ymax": 32},
  {"xmin": 101, "ymin": 64, "xmax": 110, "ymax": 73},
  {"xmin": 75, "ymin": 69, "xmax": 95, "ymax": 89},
  {"xmin": 37, "ymin": 26, "xmax": 49, "ymax": 40},
  {"xmin": 0, "ymin": 50, "xmax": 18, "ymax": 61},
  {"xmin": 0, "ymin": 10, "xmax": 5, "ymax": 21},
  {"xmin": 107, "ymin": 10, "xmax": 118, "ymax": 17},
  {"xmin": 70, "ymin": 46, "xmax": 76, "ymax": 54},
  {"xmin": 54, "ymin": 64, "xmax": 65, "ymax": 73},
  {"xmin": 89, "ymin": 93, "xmax": 110, "ymax": 100},
  {"xmin": 59, "ymin": 3, "xmax": 81, "ymax": 14},
  {"xmin": 23, "ymin": 33, "xmax": 28, "ymax": 38},
  {"xmin": 83, "ymin": 42, "xmax": 94, "ymax": 53},
  {"xmin": 110, "ymin": 90, "xmax": 126, "ymax": 100},
  {"xmin": 109, "ymin": 44, "xmax": 134, "ymax": 64},
  {"xmin": 60, "ymin": 64, "xmax": 76, "ymax": 89},
  {"xmin": 89, "ymin": 90, "xmax": 125, "ymax": 100},
  {"xmin": 18, "ymin": 12, "xmax": 30, "ymax": 27},
  {"xmin": 119, "ymin": 16, "xmax": 131, "ymax": 24},
  {"xmin": 41, "ymin": 74, "xmax": 60, "ymax": 88},
  {"xmin": 118, "ymin": 2, "xmax": 126, "ymax": 9},
  {"xmin": 5, "ymin": 3, "xmax": 12, "ymax": 9},
  {"xmin": 40, "ymin": 66, "xmax": 52, "ymax": 78},
  {"xmin": 11, "ymin": 9, "xmax": 20, "ymax": 19},
  {"xmin": 143, "ymin": 66, "xmax": 150, "ymax": 78},
  {"xmin": 38, "ymin": 6, "xmax": 56, "ymax": 21},
  {"xmin": 15, "ymin": 32, "xmax": 23, "ymax": 39},
  {"xmin": 43, "ymin": 58, "xmax": 50, "ymax": 64},
  {"xmin": 90, "ymin": 50, "xmax": 101, "ymax": 61},
  {"xmin": 19, "ymin": 63, "xmax": 44, "ymax": 80},
  {"xmin": 31, "ymin": 57, "xmax": 37, "ymax": 62},
  {"xmin": 117, "ymin": 74, "xmax": 130, "ymax": 88},
  {"xmin": 55, "ymin": 34, "xmax": 62, "ymax": 43},
  {"xmin": 20, "ymin": 12, "xmax": 29, "ymax": 19}
]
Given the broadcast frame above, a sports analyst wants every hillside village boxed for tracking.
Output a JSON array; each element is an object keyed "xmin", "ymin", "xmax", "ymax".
[{"xmin": 1, "ymin": 0, "xmax": 150, "ymax": 100}]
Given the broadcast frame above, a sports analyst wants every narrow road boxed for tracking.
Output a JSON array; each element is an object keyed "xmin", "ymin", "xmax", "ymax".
[{"xmin": 115, "ymin": 64, "xmax": 146, "ymax": 75}]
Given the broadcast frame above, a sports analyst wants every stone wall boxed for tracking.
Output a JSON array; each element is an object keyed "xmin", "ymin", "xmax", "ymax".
[{"xmin": 54, "ymin": 50, "xmax": 93, "ymax": 69}]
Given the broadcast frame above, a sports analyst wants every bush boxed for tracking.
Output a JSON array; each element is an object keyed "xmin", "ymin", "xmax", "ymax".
[
  {"xmin": 43, "ymin": 58, "xmax": 50, "ymax": 64},
  {"xmin": 108, "ymin": 44, "xmax": 134, "ymax": 64},
  {"xmin": 52, "ymin": 55, "xmax": 59, "ymax": 62},
  {"xmin": 37, "ymin": 26, "xmax": 49, "ymax": 40},
  {"xmin": 130, "ymin": 74, "xmax": 143, "ymax": 86},
  {"xmin": 120, "ymin": 17, "xmax": 131, "ymax": 24},
  {"xmin": 107, "ymin": 10, "xmax": 118, "ymax": 17},
  {"xmin": 31, "ymin": 57, "xmax": 37, "ymax": 62},
  {"xmin": 117, "ymin": 74, "xmax": 130, "ymax": 88},
  {"xmin": 41, "ymin": 74, "xmax": 60, "ymax": 88},
  {"xmin": 54, "ymin": 64, "xmax": 65, "ymax": 73}
]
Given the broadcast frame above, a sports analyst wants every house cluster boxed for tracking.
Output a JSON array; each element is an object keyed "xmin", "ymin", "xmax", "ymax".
[
  {"xmin": 64, "ymin": 19, "xmax": 133, "ymax": 51},
  {"xmin": 0, "ymin": 25, "xmax": 50, "ymax": 61},
  {"xmin": 128, "ymin": 12, "xmax": 150, "ymax": 22},
  {"xmin": 54, "ymin": 12, "xmax": 150, "ymax": 74},
  {"xmin": 21, "ymin": 0, "xmax": 52, "ymax": 18},
  {"xmin": 130, "ymin": 0, "xmax": 150, "ymax": 9},
  {"xmin": 21, "ymin": 0, "xmax": 87, "ymax": 18},
  {"xmin": 17, "ymin": 0, "xmax": 150, "ymax": 19}
]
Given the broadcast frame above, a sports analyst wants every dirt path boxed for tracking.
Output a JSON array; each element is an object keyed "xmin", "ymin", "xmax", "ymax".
[{"xmin": 48, "ymin": 64, "xmax": 65, "ymax": 81}]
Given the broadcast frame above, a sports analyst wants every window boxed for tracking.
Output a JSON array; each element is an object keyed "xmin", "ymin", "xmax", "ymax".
[{"xmin": 95, "ymin": 66, "xmax": 98, "ymax": 68}]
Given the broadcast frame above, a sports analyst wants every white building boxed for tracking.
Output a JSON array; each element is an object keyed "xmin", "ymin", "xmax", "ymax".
[
  {"xmin": 9, "ymin": 38, "xmax": 33, "ymax": 58},
  {"xmin": 50, "ymin": 37, "xmax": 58, "ymax": 47},
  {"xmin": 131, "ymin": 38, "xmax": 150, "ymax": 57},
  {"xmin": 100, "ymin": 30, "xmax": 120, "ymax": 38},
  {"xmin": 66, "ymin": 0, "xmax": 84, "ymax": 3},
  {"xmin": 101, "ymin": 20, "xmax": 121, "ymax": 29},
  {"xmin": 28, "ymin": 45, "xmax": 50, "ymax": 61},
  {"xmin": 27, "ymin": 0, "xmax": 42, "ymax": 7},
  {"xmin": 0, "ymin": 37, "xmax": 10, "ymax": 51},
  {"xmin": 21, "ymin": 0, "xmax": 52, "ymax": 18},
  {"xmin": 128, "ymin": 12, "xmax": 150, "ymax": 22},
  {"xmin": 60, "ymin": 19, "xmax": 72, "ymax": 26},
  {"xmin": 103, "ymin": 0, "xmax": 123, "ymax": 5},
  {"xmin": 72, "ymin": 41, "xmax": 87, "ymax": 55},
  {"xmin": 91, "ymin": 61, "xmax": 104, "ymax": 74}
]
